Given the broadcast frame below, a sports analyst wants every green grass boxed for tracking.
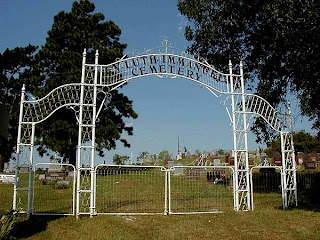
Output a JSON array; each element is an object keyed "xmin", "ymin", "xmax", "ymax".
[
  {"xmin": 2, "ymin": 169, "xmax": 320, "ymax": 239},
  {"xmin": 1, "ymin": 169, "xmax": 283, "ymax": 215},
  {"xmin": 0, "ymin": 183, "xmax": 13, "ymax": 214},
  {"xmin": 8, "ymin": 208, "xmax": 320, "ymax": 240}
]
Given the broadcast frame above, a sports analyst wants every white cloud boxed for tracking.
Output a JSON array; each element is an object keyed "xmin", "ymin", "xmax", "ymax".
[
  {"xmin": 124, "ymin": 122, "xmax": 133, "ymax": 128},
  {"xmin": 177, "ymin": 12, "xmax": 188, "ymax": 33}
]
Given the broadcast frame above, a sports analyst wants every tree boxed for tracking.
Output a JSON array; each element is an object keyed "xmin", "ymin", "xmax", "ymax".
[
  {"xmin": 194, "ymin": 149, "xmax": 201, "ymax": 157},
  {"xmin": 158, "ymin": 150, "xmax": 171, "ymax": 161},
  {"xmin": 178, "ymin": 0, "xmax": 320, "ymax": 144},
  {"xmin": 137, "ymin": 151, "xmax": 149, "ymax": 163},
  {"xmin": 0, "ymin": 45, "xmax": 37, "ymax": 171},
  {"xmin": 33, "ymin": 0, "xmax": 138, "ymax": 164},
  {"xmin": 112, "ymin": 154, "xmax": 129, "ymax": 165},
  {"xmin": 266, "ymin": 130, "xmax": 320, "ymax": 154}
]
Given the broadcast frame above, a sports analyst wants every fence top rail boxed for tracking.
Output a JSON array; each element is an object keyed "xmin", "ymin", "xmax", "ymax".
[
  {"xmin": 95, "ymin": 164, "xmax": 166, "ymax": 171},
  {"xmin": 169, "ymin": 165, "xmax": 234, "ymax": 172},
  {"xmin": 33, "ymin": 162, "xmax": 76, "ymax": 171}
]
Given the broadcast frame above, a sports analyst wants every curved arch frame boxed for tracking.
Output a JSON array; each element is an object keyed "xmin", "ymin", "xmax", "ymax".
[{"xmin": 14, "ymin": 42, "xmax": 297, "ymax": 217}]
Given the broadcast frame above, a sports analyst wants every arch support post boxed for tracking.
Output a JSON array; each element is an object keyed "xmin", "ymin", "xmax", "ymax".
[
  {"xmin": 280, "ymin": 130, "xmax": 297, "ymax": 208},
  {"xmin": 76, "ymin": 49, "xmax": 98, "ymax": 217},
  {"xmin": 229, "ymin": 61, "xmax": 251, "ymax": 211},
  {"xmin": 14, "ymin": 84, "xmax": 36, "ymax": 218}
]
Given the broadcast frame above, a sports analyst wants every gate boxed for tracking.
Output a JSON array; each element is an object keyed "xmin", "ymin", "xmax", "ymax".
[
  {"xmin": 95, "ymin": 165, "xmax": 167, "ymax": 215},
  {"xmin": 94, "ymin": 164, "xmax": 234, "ymax": 215},
  {"xmin": 15, "ymin": 41, "xmax": 297, "ymax": 216},
  {"xmin": 250, "ymin": 166, "xmax": 284, "ymax": 210},
  {"xmin": 32, "ymin": 163, "xmax": 76, "ymax": 215},
  {"xmin": 169, "ymin": 166, "xmax": 234, "ymax": 214},
  {"xmin": 27, "ymin": 164, "xmax": 288, "ymax": 215}
]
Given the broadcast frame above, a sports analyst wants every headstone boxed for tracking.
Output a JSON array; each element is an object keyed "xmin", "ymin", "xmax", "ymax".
[
  {"xmin": 229, "ymin": 157, "xmax": 234, "ymax": 165},
  {"xmin": 297, "ymin": 152, "xmax": 304, "ymax": 165},
  {"xmin": 54, "ymin": 180, "xmax": 70, "ymax": 189},
  {"xmin": 309, "ymin": 153, "xmax": 317, "ymax": 162},
  {"xmin": 167, "ymin": 161, "xmax": 175, "ymax": 169},
  {"xmin": 68, "ymin": 171, "xmax": 74, "ymax": 178},
  {"xmin": 261, "ymin": 152, "xmax": 267, "ymax": 157},
  {"xmin": 256, "ymin": 147, "xmax": 260, "ymax": 157},
  {"xmin": 49, "ymin": 157, "xmax": 62, "ymax": 172},
  {"xmin": 272, "ymin": 156, "xmax": 282, "ymax": 166},
  {"xmin": 272, "ymin": 151, "xmax": 281, "ymax": 158},
  {"xmin": 305, "ymin": 161, "xmax": 316, "ymax": 170},
  {"xmin": 173, "ymin": 163, "xmax": 184, "ymax": 176},
  {"xmin": 249, "ymin": 154, "xmax": 255, "ymax": 165},
  {"xmin": 19, "ymin": 164, "xmax": 29, "ymax": 173},
  {"xmin": 3, "ymin": 162, "xmax": 9, "ymax": 173},
  {"xmin": 206, "ymin": 169, "xmax": 226, "ymax": 184},
  {"xmin": 38, "ymin": 174, "xmax": 46, "ymax": 180},
  {"xmin": 0, "ymin": 174, "xmax": 15, "ymax": 184},
  {"xmin": 225, "ymin": 154, "xmax": 230, "ymax": 165},
  {"xmin": 213, "ymin": 159, "xmax": 221, "ymax": 166}
]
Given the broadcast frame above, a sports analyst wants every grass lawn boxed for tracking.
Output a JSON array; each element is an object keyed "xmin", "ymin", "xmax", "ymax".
[
  {"xmin": 2, "ymin": 168, "xmax": 320, "ymax": 239},
  {"xmin": 0, "ymin": 183, "xmax": 13, "ymax": 213},
  {"xmin": 9, "ymin": 208, "xmax": 320, "ymax": 240}
]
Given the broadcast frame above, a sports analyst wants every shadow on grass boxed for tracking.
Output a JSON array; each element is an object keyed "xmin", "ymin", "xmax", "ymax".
[
  {"xmin": 10, "ymin": 215, "xmax": 64, "ymax": 239},
  {"xmin": 296, "ymin": 204, "xmax": 320, "ymax": 212},
  {"xmin": 296, "ymin": 172, "xmax": 320, "ymax": 212}
]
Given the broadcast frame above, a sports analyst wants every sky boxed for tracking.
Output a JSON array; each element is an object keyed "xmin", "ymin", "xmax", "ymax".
[{"xmin": 0, "ymin": 0, "xmax": 316, "ymax": 164}]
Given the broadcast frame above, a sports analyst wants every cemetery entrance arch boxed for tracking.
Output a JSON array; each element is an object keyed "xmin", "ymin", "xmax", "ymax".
[{"xmin": 15, "ymin": 41, "xmax": 297, "ymax": 217}]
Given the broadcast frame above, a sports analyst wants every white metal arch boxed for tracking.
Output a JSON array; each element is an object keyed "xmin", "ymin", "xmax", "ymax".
[{"xmin": 15, "ymin": 41, "xmax": 297, "ymax": 217}]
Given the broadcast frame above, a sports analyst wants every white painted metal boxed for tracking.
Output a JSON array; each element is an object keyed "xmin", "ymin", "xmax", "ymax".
[
  {"xmin": 229, "ymin": 60, "xmax": 250, "ymax": 211},
  {"xmin": 280, "ymin": 131, "xmax": 297, "ymax": 208},
  {"xmin": 90, "ymin": 50, "xmax": 99, "ymax": 216},
  {"xmin": 27, "ymin": 123, "xmax": 35, "ymax": 219},
  {"xmin": 76, "ymin": 49, "xmax": 87, "ymax": 217},
  {"xmin": 94, "ymin": 164, "xmax": 167, "ymax": 215},
  {"xmin": 14, "ymin": 40, "xmax": 297, "ymax": 216},
  {"xmin": 13, "ymin": 84, "xmax": 26, "ymax": 211},
  {"xmin": 169, "ymin": 166, "xmax": 234, "ymax": 214}
]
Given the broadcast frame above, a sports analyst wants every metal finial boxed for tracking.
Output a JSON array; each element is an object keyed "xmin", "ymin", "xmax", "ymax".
[
  {"xmin": 164, "ymin": 39, "xmax": 168, "ymax": 53},
  {"xmin": 95, "ymin": 50, "xmax": 99, "ymax": 65}
]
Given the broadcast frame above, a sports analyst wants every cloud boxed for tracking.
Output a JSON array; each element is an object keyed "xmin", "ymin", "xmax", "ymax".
[
  {"xmin": 124, "ymin": 122, "xmax": 133, "ymax": 128},
  {"xmin": 177, "ymin": 12, "xmax": 188, "ymax": 33}
]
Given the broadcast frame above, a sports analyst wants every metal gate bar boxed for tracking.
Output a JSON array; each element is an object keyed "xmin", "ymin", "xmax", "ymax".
[
  {"xmin": 169, "ymin": 166, "xmax": 234, "ymax": 214},
  {"xmin": 95, "ymin": 165, "xmax": 167, "ymax": 215}
]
